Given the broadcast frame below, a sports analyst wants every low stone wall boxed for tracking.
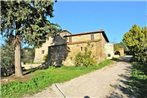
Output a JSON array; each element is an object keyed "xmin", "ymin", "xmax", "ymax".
[{"xmin": 22, "ymin": 63, "xmax": 41, "ymax": 70}]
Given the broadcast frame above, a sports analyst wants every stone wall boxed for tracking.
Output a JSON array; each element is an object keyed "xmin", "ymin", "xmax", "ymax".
[
  {"xmin": 34, "ymin": 31, "xmax": 71, "ymax": 63},
  {"xmin": 63, "ymin": 41, "xmax": 101, "ymax": 66},
  {"xmin": 63, "ymin": 33, "xmax": 107, "ymax": 65},
  {"xmin": 48, "ymin": 44, "xmax": 69, "ymax": 66},
  {"xmin": 34, "ymin": 30, "xmax": 109, "ymax": 66},
  {"xmin": 104, "ymin": 43, "xmax": 114, "ymax": 59},
  {"xmin": 115, "ymin": 48, "xmax": 124, "ymax": 56},
  {"xmin": 34, "ymin": 37, "xmax": 53, "ymax": 63}
]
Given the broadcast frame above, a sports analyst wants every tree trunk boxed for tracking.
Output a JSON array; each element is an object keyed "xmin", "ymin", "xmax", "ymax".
[{"xmin": 15, "ymin": 42, "xmax": 23, "ymax": 77}]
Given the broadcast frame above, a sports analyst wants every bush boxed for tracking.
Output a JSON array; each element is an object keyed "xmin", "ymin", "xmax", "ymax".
[
  {"xmin": 75, "ymin": 50, "xmax": 96, "ymax": 67},
  {"xmin": 43, "ymin": 54, "xmax": 48, "ymax": 62}
]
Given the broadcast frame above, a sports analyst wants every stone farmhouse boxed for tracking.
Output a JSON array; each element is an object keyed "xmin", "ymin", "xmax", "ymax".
[{"xmin": 34, "ymin": 30, "xmax": 114, "ymax": 66}]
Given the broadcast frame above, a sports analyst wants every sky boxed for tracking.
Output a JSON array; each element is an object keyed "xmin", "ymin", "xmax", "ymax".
[
  {"xmin": 49, "ymin": 0, "xmax": 147, "ymax": 43},
  {"xmin": 0, "ymin": 0, "xmax": 146, "ymax": 46}
]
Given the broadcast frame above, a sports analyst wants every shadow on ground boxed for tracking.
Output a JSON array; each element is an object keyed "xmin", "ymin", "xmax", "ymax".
[
  {"xmin": 106, "ymin": 64, "xmax": 134, "ymax": 98},
  {"xmin": 112, "ymin": 56, "xmax": 133, "ymax": 62},
  {"xmin": 107, "ymin": 56, "xmax": 147, "ymax": 98}
]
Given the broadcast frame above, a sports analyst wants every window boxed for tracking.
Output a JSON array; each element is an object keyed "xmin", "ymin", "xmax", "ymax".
[
  {"xmin": 81, "ymin": 47, "xmax": 83, "ymax": 51},
  {"xmin": 42, "ymin": 50, "xmax": 45, "ymax": 54},
  {"xmin": 70, "ymin": 57, "xmax": 73, "ymax": 60},
  {"xmin": 108, "ymin": 54, "xmax": 111, "ymax": 57},
  {"xmin": 91, "ymin": 34, "xmax": 94, "ymax": 40},
  {"xmin": 69, "ymin": 37, "xmax": 72, "ymax": 43}
]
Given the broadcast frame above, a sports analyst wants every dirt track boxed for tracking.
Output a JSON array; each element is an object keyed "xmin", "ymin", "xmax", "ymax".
[{"xmin": 24, "ymin": 61, "xmax": 131, "ymax": 98}]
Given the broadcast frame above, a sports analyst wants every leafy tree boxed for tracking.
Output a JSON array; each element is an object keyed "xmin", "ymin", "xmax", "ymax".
[
  {"xmin": 0, "ymin": 42, "xmax": 14, "ymax": 68},
  {"xmin": 1, "ymin": 0, "xmax": 60, "ymax": 77},
  {"xmin": 123, "ymin": 24, "xmax": 147, "ymax": 62},
  {"xmin": 0, "ymin": 40, "xmax": 15, "ymax": 76}
]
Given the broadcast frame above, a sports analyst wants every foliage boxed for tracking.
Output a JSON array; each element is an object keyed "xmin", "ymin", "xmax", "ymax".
[
  {"xmin": 128, "ymin": 62, "xmax": 147, "ymax": 97},
  {"xmin": 1, "ymin": 1, "xmax": 60, "ymax": 47},
  {"xmin": 21, "ymin": 48, "xmax": 35, "ymax": 64},
  {"xmin": 1, "ymin": 0, "xmax": 60, "ymax": 76},
  {"xmin": 75, "ymin": 48, "xmax": 96, "ymax": 67},
  {"xmin": 1, "ymin": 60, "xmax": 113, "ymax": 98},
  {"xmin": 43, "ymin": 54, "xmax": 48, "ymax": 62},
  {"xmin": 0, "ymin": 41, "xmax": 15, "ymax": 76},
  {"xmin": 114, "ymin": 42, "xmax": 128, "ymax": 52},
  {"xmin": 0, "ymin": 42, "xmax": 14, "ymax": 68},
  {"xmin": 123, "ymin": 24, "xmax": 147, "ymax": 62}
]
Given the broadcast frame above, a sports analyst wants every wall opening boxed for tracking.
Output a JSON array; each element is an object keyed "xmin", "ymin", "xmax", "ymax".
[
  {"xmin": 42, "ymin": 50, "xmax": 45, "ymax": 54},
  {"xmin": 108, "ymin": 54, "xmax": 111, "ymax": 57},
  {"xmin": 81, "ymin": 47, "xmax": 83, "ymax": 51},
  {"xmin": 115, "ymin": 51, "xmax": 120, "ymax": 55},
  {"xmin": 91, "ymin": 34, "xmax": 94, "ymax": 40}
]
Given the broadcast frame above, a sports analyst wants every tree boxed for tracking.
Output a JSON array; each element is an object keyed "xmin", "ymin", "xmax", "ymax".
[
  {"xmin": 1, "ymin": 43, "xmax": 14, "ymax": 68},
  {"xmin": 0, "ymin": 40, "xmax": 15, "ymax": 76},
  {"xmin": 123, "ymin": 24, "xmax": 147, "ymax": 62},
  {"xmin": 1, "ymin": 0, "xmax": 60, "ymax": 77}
]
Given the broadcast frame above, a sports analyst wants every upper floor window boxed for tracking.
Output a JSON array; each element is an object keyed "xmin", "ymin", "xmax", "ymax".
[
  {"xmin": 81, "ymin": 47, "xmax": 83, "ymax": 51},
  {"xmin": 91, "ymin": 34, "xmax": 94, "ymax": 40},
  {"xmin": 42, "ymin": 50, "xmax": 45, "ymax": 54}
]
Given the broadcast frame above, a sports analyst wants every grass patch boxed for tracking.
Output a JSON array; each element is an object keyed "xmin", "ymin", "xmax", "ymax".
[
  {"xmin": 1, "ymin": 59, "xmax": 113, "ymax": 98},
  {"xmin": 96, "ymin": 59, "xmax": 113, "ymax": 68},
  {"xmin": 129, "ymin": 62, "xmax": 147, "ymax": 97}
]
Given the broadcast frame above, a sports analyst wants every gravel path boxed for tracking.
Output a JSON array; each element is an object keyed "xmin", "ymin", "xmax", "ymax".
[{"xmin": 24, "ymin": 61, "xmax": 132, "ymax": 98}]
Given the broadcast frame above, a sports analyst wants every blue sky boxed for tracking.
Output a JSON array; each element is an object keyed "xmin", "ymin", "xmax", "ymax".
[
  {"xmin": 50, "ymin": 0, "xmax": 147, "ymax": 43},
  {"xmin": 0, "ymin": 1, "xmax": 146, "ymax": 46}
]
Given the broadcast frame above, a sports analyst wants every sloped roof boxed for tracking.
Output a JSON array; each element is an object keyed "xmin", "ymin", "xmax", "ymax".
[
  {"xmin": 61, "ymin": 30, "xmax": 72, "ymax": 34},
  {"xmin": 64, "ymin": 30, "xmax": 109, "ymax": 42}
]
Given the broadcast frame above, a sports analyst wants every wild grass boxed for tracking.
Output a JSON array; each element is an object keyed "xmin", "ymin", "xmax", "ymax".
[
  {"xmin": 1, "ymin": 59, "xmax": 113, "ymax": 98},
  {"xmin": 129, "ymin": 62, "xmax": 147, "ymax": 97}
]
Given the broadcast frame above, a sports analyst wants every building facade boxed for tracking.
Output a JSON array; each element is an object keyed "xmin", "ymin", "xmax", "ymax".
[
  {"xmin": 104, "ymin": 43, "xmax": 114, "ymax": 59},
  {"xmin": 34, "ymin": 30, "xmax": 113, "ymax": 66},
  {"xmin": 34, "ymin": 30, "xmax": 71, "ymax": 63}
]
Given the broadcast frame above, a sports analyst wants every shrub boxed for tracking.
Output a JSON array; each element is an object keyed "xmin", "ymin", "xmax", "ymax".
[
  {"xmin": 75, "ymin": 50, "xmax": 96, "ymax": 67},
  {"xmin": 43, "ymin": 54, "xmax": 48, "ymax": 62}
]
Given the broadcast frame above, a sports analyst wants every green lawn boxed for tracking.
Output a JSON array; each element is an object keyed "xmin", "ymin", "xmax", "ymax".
[
  {"xmin": 1, "ymin": 60, "xmax": 113, "ymax": 98},
  {"xmin": 129, "ymin": 62, "xmax": 147, "ymax": 97}
]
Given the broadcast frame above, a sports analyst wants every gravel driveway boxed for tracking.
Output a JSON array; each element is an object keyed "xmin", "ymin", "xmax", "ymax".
[{"xmin": 24, "ymin": 61, "xmax": 132, "ymax": 98}]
